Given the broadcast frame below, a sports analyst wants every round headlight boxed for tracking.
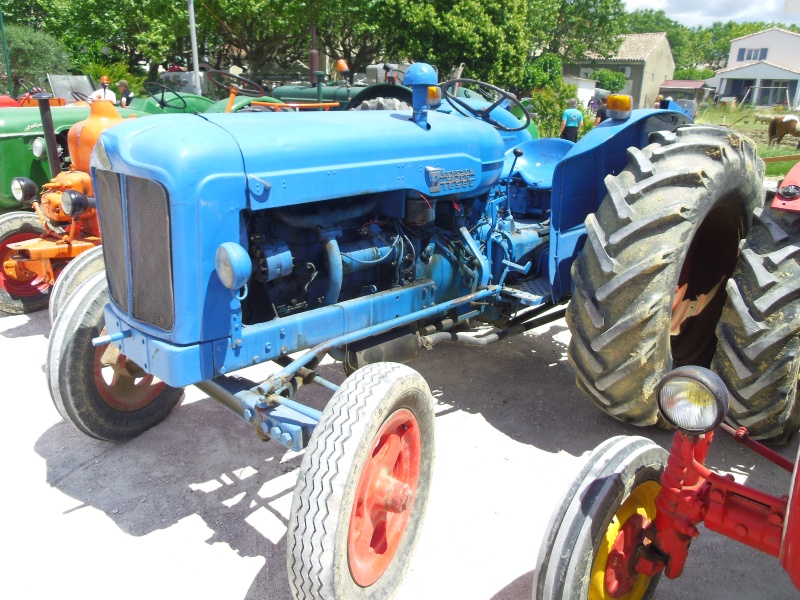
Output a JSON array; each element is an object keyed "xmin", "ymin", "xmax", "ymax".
[
  {"xmin": 215, "ymin": 242, "xmax": 252, "ymax": 290},
  {"xmin": 10, "ymin": 177, "xmax": 38, "ymax": 202},
  {"xmin": 61, "ymin": 189, "xmax": 91, "ymax": 218},
  {"xmin": 31, "ymin": 137, "xmax": 46, "ymax": 159},
  {"xmin": 656, "ymin": 366, "xmax": 729, "ymax": 434}
]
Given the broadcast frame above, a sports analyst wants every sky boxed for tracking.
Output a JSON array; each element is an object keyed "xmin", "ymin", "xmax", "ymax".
[{"xmin": 623, "ymin": 0, "xmax": 800, "ymax": 27}]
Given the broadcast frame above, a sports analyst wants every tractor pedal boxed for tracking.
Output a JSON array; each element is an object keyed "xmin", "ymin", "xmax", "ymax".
[{"xmin": 501, "ymin": 277, "xmax": 551, "ymax": 307}]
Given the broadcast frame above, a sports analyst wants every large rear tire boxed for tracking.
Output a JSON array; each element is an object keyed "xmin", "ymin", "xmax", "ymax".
[
  {"xmin": 47, "ymin": 270, "xmax": 183, "ymax": 441},
  {"xmin": 48, "ymin": 244, "xmax": 104, "ymax": 323},
  {"xmin": 567, "ymin": 125, "xmax": 764, "ymax": 425},
  {"xmin": 712, "ymin": 206, "xmax": 800, "ymax": 443},
  {"xmin": 287, "ymin": 362, "xmax": 434, "ymax": 599},
  {"xmin": 0, "ymin": 211, "xmax": 49, "ymax": 314},
  {"xmin": 534, "ymin": 436, "xmax": 667, "ymax": 600}
]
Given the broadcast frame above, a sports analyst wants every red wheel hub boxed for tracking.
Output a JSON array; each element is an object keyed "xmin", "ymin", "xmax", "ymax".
[
  {"xmin": 348, "ymin": 408, "xmax": 421, "ymax": 587},
  {"xmin": 0, "ymin": 232, "xmax": 47, "ymax": 296},
  {"xmin": 93, "ymin": 337, "xmax": 166, "ymax": 412},
  {"xmin": 605, "ymin": 513, "xmax": 648, "ymax": 597}
]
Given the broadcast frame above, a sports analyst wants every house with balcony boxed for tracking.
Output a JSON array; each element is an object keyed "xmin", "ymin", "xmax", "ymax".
[
  {"xmin": 563, "ymin": 32, "xmax": 675, "ymax": 109},
  {"xmin": 707, "ymin": 28, "xmax": 800, "ymax": 108}
]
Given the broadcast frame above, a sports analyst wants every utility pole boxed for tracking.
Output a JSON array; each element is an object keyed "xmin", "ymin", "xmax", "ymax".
[
  {"xmin": 188, "ymin": 0, "xmax": 202, "ymax": 94},
  {"xmin": 0, "ymin": 4, "xmax": 12, "ymax": 95}
]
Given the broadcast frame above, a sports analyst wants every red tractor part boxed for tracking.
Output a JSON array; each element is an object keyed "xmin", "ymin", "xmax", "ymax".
[
  {"xmin": 634, "ymin": 428, "xmax": 790, "ymax": 582},
  {"xmin": 770, "ymin": 160, "xmax": 800, "ymax": 213}
]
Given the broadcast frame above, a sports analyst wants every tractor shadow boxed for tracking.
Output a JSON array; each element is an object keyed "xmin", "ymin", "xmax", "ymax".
[
  {"xmin": 405, "ymin": 318, "xmax": 674, "ymax": 457},
  {"xmin": 405, "ymin": 317, "xmax": 799, "ymax": 494},
  {"xmin": 34, "ymin": 363, "xmax": 346, "ymax": 600}
]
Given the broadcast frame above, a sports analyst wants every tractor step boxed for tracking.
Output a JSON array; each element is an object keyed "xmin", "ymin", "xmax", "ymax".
[{"xmin": 502, "ymin": 277, "xmax": 551, "ymax": 307}]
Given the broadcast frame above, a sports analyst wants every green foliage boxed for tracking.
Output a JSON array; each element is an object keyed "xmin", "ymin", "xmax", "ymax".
[
  {"xmin": 307, "ymin": 1, "xmax": 387, "ymax": 79},
  {"xmin": 3, "ymin": 24, "xmax": 71, "ymax": 94},
  {"xmin": 82, "ymin": 62, "xmax": 147, "ymax": 96},
  {"xmin": 673, "ymin": 67, "xmax": 714, "ymax": 80},
  {"xmin": 379, "ymin": 0, "xmax": 529, "ymax": 86},
  {"xmin": 520, "ymin": 53, "xmax": 562, "ymax": 92},
  {"xmin": 197, "ymin": 0, "xmax": 309, "ymax": 75},
  {"xmin": 530, "ymin": 81, "xmax": 578, "ymax": 138},
  {"xmin": 592, "ymin": 68, "xmax": 626, "ymax": 93},
  {"xmin": 543, "ymin": 0, "xmax": 628, "ymax": 64}
]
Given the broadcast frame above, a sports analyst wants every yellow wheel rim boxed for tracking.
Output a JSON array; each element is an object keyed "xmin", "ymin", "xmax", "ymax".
[{"xmin": 589, "ymin": 480, "xmax": 660, "ymax": 600}]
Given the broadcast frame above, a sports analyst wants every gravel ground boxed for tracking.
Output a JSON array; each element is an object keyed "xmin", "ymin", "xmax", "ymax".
[{"xmin": 1, "ymin": 308, "xmax": 798, "ymax": 600}]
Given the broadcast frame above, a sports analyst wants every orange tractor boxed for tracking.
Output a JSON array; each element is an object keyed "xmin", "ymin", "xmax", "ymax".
[{"xmin": 0, "ymin": 96, "xmax": 119, "ymax": 314}]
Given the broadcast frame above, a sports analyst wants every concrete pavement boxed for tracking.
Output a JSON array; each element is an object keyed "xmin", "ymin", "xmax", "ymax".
[{"xmin": 1, "ymin": 308, "xmax": 797, "ymax": 599}]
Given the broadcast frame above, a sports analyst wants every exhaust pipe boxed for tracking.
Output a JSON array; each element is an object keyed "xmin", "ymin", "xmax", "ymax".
[{"xmin": 34, "ymin": 92, "xmax": 61, "ymax": 178}]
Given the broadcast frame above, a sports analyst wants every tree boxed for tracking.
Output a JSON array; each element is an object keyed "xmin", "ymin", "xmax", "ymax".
[
  {"xmin": 674, "ymin": 66, "xmax": 714, "ymax": 80},
  {"xmin": 3, "ymin": 24, "xmax": 71, "ymax": 94},
  {"xmin": 542, "ymin": 0, "xmax": 628, "ymax": 65},
  {"xmin": 379, "ymin": 0, "xmax": 529, "ymax": 85},
  {"xmin": 0, "ymin": 0, "xmax": 50, "ymax": 30},
  {"xmin": 306, "ymin": 2, "xmax": 387, "ymax": 81},
  {"xmin": 626, "ymin": 9, "xmax": 691, "ymax": 68},
  {"xmin": 531, "ymin": 81, "xmax": 579, "ymax": 138},
  {"xmin": 520, "ymin": 53, "xmax": 562, "ymax": 93},
  {"xmin": 592, "ymin": 68, "xmax": 625, "ymax": 93},
  {"xmin": 41, "ymin": 0, "xmax": 190, "ymax": 76}
]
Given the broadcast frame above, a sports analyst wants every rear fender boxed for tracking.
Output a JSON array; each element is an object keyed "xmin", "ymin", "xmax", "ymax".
[{"xmin": 548, "ymin": 109, "xmax": 693, "ymax": 301}]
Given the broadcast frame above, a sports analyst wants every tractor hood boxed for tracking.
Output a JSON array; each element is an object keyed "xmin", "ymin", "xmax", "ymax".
[{"xmin": 95, "ymin": 109, "xmax": 509, "ymax": 209}]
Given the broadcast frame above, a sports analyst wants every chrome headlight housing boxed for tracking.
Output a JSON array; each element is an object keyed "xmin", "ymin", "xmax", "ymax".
[
  {"xmin": 31, "ymin": 137, "xmax": 46, "ymax": 159},
  {"xmin": 656, "ymin": 366, "xmax": 729, "ymax": 434},
  {"xmin": 11, "ymin": 177, "xmax": 38, "ymax": 203},
  {"xmin": 215, "ymin": 242, "xmax": 252, "ymax": 290},
  {"xmin": 61, "ymin": 189, "xmax": 92, "ymax": 218}
]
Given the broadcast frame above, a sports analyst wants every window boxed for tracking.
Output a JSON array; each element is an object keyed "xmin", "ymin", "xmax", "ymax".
[{"xmin": 738, "ymin": 47, "xmax": 768, "ymax": 61}]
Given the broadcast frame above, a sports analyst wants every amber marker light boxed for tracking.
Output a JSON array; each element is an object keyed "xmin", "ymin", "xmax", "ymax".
[{"xmin": 607, "ymin": 94, "xmax": 632, "ymax": 120}]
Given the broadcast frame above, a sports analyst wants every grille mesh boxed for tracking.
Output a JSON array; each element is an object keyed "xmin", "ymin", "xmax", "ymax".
[
  {"xmin": 126, "ymin": 176, "xmax": 175, "ymax": 330},
  {"xmin": 95, "ymin": 170, "xmax": 128, "ymax": 311}
]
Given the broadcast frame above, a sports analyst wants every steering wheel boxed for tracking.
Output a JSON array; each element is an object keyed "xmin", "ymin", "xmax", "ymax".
[
  {"xmin": 71, "ymin": 91, "xmax": 90, "ymax": 102},
  {"xmin": 439, "ymin": 79, "xmax": 530, "ymax": 132},
  {"xmin": 144, "ymin": 81, "xmax": 188, "ymax": 110},
  {"xmin": 205, "ymin": 70, "xmax": 266, "ymax": 98}
]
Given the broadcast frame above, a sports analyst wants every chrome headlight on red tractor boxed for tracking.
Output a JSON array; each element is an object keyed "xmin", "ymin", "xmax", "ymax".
[{"xmin": 656, "ymin": 366, "xmax": 729, "ymax": 434}]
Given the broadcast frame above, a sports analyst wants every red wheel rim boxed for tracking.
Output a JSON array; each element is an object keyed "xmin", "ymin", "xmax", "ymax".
[
  {"xmin": 93, "ymin": 334, "xmax": 167, "ymax": 411},
  {"xmin": 348, "ymin": 408, "xmax": 421, "ymax": 587},
  {"xmin": 0, "ymin": 232, "xmax": 48, "ymax": 296}
]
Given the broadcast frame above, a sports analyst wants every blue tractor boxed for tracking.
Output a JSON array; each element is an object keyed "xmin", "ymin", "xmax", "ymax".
[{"xmin": 46, "ymin": 64, "xmax": 764, "ymax": 598}]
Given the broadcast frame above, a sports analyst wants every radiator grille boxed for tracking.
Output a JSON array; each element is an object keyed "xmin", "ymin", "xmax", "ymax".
[
  {"xmin": 95, "ymin": 170, "xmax": 128, "ymax": 312},
  {"xmin": 126, "ymin": 176, "xmax": 174, "ymax": 330}
]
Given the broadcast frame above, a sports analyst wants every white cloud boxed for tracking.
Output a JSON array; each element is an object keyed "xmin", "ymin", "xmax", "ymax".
[{"xmin": 624, "ymin": 0, "xmax": 800, "ymax": 27}]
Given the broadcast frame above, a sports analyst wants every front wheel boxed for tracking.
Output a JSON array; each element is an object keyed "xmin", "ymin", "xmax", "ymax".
[
  {"xmin": 567, "ymin": 125, "xmax": 764, "ymax": 425},
  {"xmin": 48, "ymin": 244, "xmax": 104, "ymax": 323},
  {"xmin": 287, "ymin": 362, "xmax": 435, "ymax": 599},
  {"xmin": 47, "ymin": 270, "xmax": 183, "ymax": 441},
  {"xmin": 534, "ymin": 436, "xmax": 668, "ymax": 600}
]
